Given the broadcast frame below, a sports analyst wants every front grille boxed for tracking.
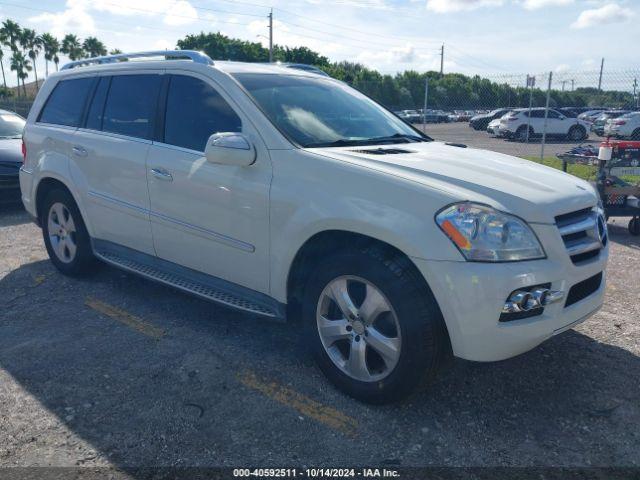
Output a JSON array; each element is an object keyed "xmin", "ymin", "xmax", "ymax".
[
  {"xmin": 555, "ymin": 207, "xmax": 606, "ymax": 265},
  {"xmin": 565, "ymin": 272, "xmax": 603, "ymax": 307}
]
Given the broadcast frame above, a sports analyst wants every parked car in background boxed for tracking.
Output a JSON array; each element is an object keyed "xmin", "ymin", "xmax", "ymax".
[
  {"xmin": 20, "ymin": 50, "xmax": 608, "ymax": 404},
  {"xmin": 604, "ymin": 112, "xmax": 640, "ymax": 139},
  {"xmin": 578, "ymin": 110, "xmax": 606, "ymax": 124},
  {"xmin": 397, "ymin": 109, "xmax": 421, "ymax": 123},
  {"xmin": 421, "ymin": 109, "xmax": 450, "ymax": 123},
  {"xmin": 591, "ymin": 111, "xmax": 630, "ymax": 136},
  {"xmin": 0, "ymin": 110, "xmax": 26, "ymax": 203},
  {"xmin": 486, "ymin": 117, "xmax": 503, "ymax": 136},
  {"xmin": 500, "ymin": 107, "xmax": 590, "ymax": 141},
  {"xmin": 469, "ymin": 108, "xmax": 511, "ymax": 131},
  {"xmin": 558, "ymin": 107, "xmax": 579, "ymax": 118}
]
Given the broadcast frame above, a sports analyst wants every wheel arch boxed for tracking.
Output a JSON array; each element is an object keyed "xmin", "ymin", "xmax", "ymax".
[{"xmin": 34, "ymin": 176, "xmax": 92, "ymax": 236}]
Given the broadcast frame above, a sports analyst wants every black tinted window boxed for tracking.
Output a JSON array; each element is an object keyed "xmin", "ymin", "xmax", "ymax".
[
  {"xmin": 164, "ymin": 75, "xmax": 242, "ymax": 151},
  {"xmin": 85, "ymin": 76, "xmax": 110, "ymax": 131},
  {"xmin": 103, "ymin": 75, "xmax": 162, "ymax": 139},
  {"xmin": 39, "ymin": 77, "xmax": 94, "ymax": 127}
]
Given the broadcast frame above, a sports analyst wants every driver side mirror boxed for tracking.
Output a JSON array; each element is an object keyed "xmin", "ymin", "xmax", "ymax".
[{"xmin": 205, "ymin": 132, "xmax": 256, "ymax": 167}]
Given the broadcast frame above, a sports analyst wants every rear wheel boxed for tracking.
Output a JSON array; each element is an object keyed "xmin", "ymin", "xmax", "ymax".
[
  {"xmin": 41, "ymin": 188, "xmax": 96, "ymax": 276},
  {"xmin": 629, "ymin": 218, "xmax": 640, "ymax": 236},
  {"xmin": 568, "ymin": 125, "xmax": 587, "ymax": 141},
  {"xmin": 302, "ymin": 248, "xmax": 448, "ymax": 404}
]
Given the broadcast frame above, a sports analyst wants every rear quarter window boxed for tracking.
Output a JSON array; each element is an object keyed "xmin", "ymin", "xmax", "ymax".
[{"xmin": 38, "ymin": 77, "xmax": 95, "ymax": 127}]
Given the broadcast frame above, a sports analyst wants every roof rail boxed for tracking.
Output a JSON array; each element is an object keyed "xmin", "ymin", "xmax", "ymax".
[{"xmin": 61, "ymin": 50, "xmax": 214, "ymax": 70}]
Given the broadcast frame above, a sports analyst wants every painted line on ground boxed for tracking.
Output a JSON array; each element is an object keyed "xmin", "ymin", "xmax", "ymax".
[
  {"xmin": 85, "ymin": 297, "xmax": 165, "ymax": 339},
  {"xmin": 237, "ymin": 370, "xmax": 358, "ymax": 437}
]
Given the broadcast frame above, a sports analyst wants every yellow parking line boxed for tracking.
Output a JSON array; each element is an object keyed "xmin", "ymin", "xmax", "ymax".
[
  {"xmin": 238, "ymin": 370, "xmax": 358, "ymax": 436},
  {"xmin": 85, "ymin": 297, "xmax": 165, "ymax": 339}
]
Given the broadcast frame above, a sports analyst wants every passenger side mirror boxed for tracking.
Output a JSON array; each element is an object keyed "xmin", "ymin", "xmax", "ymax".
[{"xmin": 205, "ymin": 132, "xmax": 256, "ymax": 167}]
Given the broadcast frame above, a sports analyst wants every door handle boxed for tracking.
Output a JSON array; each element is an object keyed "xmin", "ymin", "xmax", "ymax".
[
  {"xmin": 72, "ymin": 145, "xmax": 87, "ymax": 157},
  {"xmin": 150, "ymin": 168, "xmax": 173, "ymax": 182}
]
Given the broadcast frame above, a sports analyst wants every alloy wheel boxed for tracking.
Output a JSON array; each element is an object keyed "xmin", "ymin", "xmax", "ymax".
[
  {"xmin": 47, "ymin": 202, "xmax": 78, "ymax": 263},
  {"xmin": 316, "ymin": 275, "xmax": 401, "ymax": 382}
]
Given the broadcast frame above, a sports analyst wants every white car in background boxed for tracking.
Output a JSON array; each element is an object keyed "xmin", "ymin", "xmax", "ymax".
[
  {"xmin": 604, "ymin": 112, "xmax": 640, "ymax": 139},
  {"xmin": 486, "ymin": 118, "xmax": 503, "ymax": 136},
  {"xmin": 500, "ymin": 108, "xmax": 590, "ymax": 142},
  {"xmin": 20, "ymin": 50, "xmax": 608, "ymax": 403}
]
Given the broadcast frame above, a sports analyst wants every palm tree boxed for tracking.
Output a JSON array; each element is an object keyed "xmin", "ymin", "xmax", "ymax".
[
  {"xmin": 20, "ymin": 28, "xmax": 41, "ymax": 91},
  {"xmin": 1, "ymin": 19, "xmax": 21, "ymax": 52},
  {"xmin": 40, "ymin": 33, "xmax": 59, "ymax": 77},
  {"xmin": 10, "ymin": 51, "xmax": 30, "ymax": 97},
  {"xmin": 0, "ymin": 44, "xmax": 6, "ymax": 89},
  {"xmin": 83, "ymin": 37, "xmax": 106, "ymax": 58},
  {"xmin": 61, "ymin": 34, "xmax": 84, "ymax": 61},
  {"xmin": 53, "ymin": 53, "xmax": 60, "ymax": 72}
]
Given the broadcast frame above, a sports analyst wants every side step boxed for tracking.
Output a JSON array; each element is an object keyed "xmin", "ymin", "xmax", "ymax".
[{"xmin": 94, "ymin": 249, "xmax": 281, "ymax": 319}]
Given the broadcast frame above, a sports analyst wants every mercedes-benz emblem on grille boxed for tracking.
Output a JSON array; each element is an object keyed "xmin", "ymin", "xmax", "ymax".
[{"xmin": 596, "ymin": 214, "xmax": 607, "ymax": 246}]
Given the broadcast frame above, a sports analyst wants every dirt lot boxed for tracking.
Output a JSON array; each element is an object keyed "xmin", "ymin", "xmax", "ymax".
[
  {"xmin": 1, "ymin": 199, "xmax": 639, "ymax": 470},
  {"xmin": 420, "ymin": 122, "xmax": 599, "ymax": 158}
]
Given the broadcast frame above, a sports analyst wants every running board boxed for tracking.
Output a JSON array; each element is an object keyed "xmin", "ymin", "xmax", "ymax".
[{"xmin": 94, "ymin": 246, "xmax": 282, "ymax": 319}]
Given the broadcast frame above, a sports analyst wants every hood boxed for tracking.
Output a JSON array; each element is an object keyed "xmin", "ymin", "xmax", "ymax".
[{"xmin": 308, "ymin": 141, "xmax": 597, "ymax": 224}]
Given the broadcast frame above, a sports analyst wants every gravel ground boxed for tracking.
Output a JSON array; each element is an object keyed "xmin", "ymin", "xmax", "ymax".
[
  {"xmin": 0, "ymin": 199, "xmax": 639, "ymax": 470},
  {"xmin": 420, "ymin": 122, "xmax": 599, "ymax": 158}
]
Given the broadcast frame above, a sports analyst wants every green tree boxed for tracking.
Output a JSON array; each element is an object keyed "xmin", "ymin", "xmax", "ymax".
[
  {"xmin": 20, "ymin": 28, "xmax": 41, "ymax": 90},
  {"xmin": 83, "ymin": 36, "xmax": 107, "ymax": 58},
  {"xmin": 40, "ymin": 33, "xmax": 60, "ymax": 76},
  {"xmin": 61, "ymin": 34, "xmax": 84, "ymax": 61},
  {"xmin": 1, "ymin": 19, "xmax": 21, "ymax": 52},
  {"xmin": 10, "ymin": 50, "xmax": 31, "ymax": 97}
]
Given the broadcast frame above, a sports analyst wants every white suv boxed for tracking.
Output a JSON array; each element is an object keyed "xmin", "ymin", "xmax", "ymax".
[
  {"xmin": 604, "ymin": 112, "xmax": 640, "ymax": 139},
  {"xmin": 500, "ymin": 107, "xmax": 590, "ymax": 142},
  {"xmin": 20, "ymin": 51, "xmax": 608, "ymax": 403}
]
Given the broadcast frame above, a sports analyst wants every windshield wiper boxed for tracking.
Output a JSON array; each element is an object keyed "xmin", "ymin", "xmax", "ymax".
[{"xmin": 304, "ymin": 133, "xmax": 428, "ymax": 148}]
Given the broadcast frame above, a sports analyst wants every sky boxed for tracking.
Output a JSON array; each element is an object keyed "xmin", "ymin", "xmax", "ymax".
[{"xmin": 0, "ymin": 0, "xmax": 638, "ymax": 88}]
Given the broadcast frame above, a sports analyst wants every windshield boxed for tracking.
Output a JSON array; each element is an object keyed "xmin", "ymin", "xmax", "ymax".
[
  {"xmin": 0, "ymin": 113, "xmax": 25, "ymax": 138},
  {"xmin": 233, "ymin": 73, "xmax": 428, "ymax": 148}
]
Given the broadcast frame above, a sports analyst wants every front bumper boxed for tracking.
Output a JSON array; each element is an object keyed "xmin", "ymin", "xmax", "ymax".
[{"xmin": 412, "ymin": 222, "xmax": 608, "ymax": 362}]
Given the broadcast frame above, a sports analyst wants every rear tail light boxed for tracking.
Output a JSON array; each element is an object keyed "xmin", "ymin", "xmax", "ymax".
[
  {"xmin": 614, "ymin": 120, "xmax": 627, "ymax": 125},
  {"xmin": 506, "ymin": 115, "xmax": 518, "ymax": 121},
  {"xmin": 21, "ymin": 138, "xmax": 26, "ymax": 164}
]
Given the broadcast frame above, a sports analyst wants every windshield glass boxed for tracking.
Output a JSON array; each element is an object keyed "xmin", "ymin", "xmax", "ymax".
[
  {"xmin": 233, "ymin": 73, "xmax": 428, "ymax": 148},
  {"xmin": 0, "ymin": 113, "xmax": 25, "ymax": 138}
]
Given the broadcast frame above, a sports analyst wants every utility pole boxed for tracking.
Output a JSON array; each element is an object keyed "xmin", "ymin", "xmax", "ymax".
[
  {"xmin": 422, "ymin": 76, "xmax": 429, "ymax": 132},
  {"xmin": 561, "ymin": 80, "xmax": 566, "ymax": 91},
  {"xmin": 541, "ymin": 71, "xmax": 553, "ymax": 161},
  {"xmin": 598, "ymin": 57, "xmax": 604, "ymax": 91},
  {"xmin": 571, "ymin": 79, "xmax": 575, "ymax": 91},
  {"xmin": 268, "ymin": 9, "xmax": 273, "ymax": 63},
  {"xmin": 634, "ymin": 78, "xmax": 638, "ymax": 108},
  {"xmin": 439, "ymin": 44, "xmax": 444, "ymax": 76}
]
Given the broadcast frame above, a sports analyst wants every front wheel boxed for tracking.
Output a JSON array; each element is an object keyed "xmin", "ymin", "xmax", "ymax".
[
  {"xmin": 629, "ymin": 218, "xmax": 640, "ymax": 236},
  {"xmin": 302, "ymin": 248, "xmax": 448, "ymax": 404}
]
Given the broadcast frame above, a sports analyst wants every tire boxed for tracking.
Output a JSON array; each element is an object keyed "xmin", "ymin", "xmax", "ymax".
[
  {"xmin": 629, "ymin": 218, "xmax": 640, "ymax": 236},
  {"xmin": 41, "ymin": 188, "xmax": 96, "ymax": 276},
  {"xmin": 515, "ymin": 125, "xmax": 531, "ymax": 142},
  {"xmin": 631, "ymin": 129, "xmax": 640, "ymax": 140},
  {"xmin": 568, "ymin": 125, "xmax": 587, "ymax": 142},
  {"xmin": 302, "ymin": 247, "xmax": 448, "ymax": 404}
]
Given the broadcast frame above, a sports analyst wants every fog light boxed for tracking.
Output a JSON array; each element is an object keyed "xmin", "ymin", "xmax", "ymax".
[{"xmin": 502, "ymin": 287, "xmax": 564, "ymax": 315}]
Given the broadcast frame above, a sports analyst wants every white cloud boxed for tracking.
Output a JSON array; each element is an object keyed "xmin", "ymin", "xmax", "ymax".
[
  {"xmin": 28, "ymin": 0, "xmax": 96, "ymax": 38},
  {"xmin": 522, "ymin": 0, "xmax": 573, "ymax": 10},
  {"xmin": 555, "ymin": 63, "xmax": 570, "ymax": 73},
  {"xmin": 571, "ymin": 3, "xmax": 634, "ymax": 29},
  {"xmin": 426, "ymin": 0, "xmax": 503, "ymax": 13},
  {"xmin": 91, "ymin": 0, "xmax": 198, "ymax": 26}
]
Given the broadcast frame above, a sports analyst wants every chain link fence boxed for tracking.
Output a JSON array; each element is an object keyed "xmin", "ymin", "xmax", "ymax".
[
  {"xmin": 349, "ymin": 69, "xmax": 640, "ymax": 178},
  {"xmin": 0, "ymin": 98, "xmax": 34, "ymax": 119}
]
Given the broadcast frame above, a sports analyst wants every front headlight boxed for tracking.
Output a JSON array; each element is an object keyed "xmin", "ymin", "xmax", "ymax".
[{"xmin": 435, "ymin": 202, "xmax": 546, "ymax": 262}]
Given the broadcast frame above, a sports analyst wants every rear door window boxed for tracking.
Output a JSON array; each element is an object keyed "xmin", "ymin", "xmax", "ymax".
[
  {"xmin": 163, "ymin": 75, "xmax": 242, "ymax": 152},
  {"xmin": 102, "ymin": 74, "xmax": 162, "ymax": 140},
  {"xmin": 38, "ymin": 77, "xmax": 95, "ymax": 127}
]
